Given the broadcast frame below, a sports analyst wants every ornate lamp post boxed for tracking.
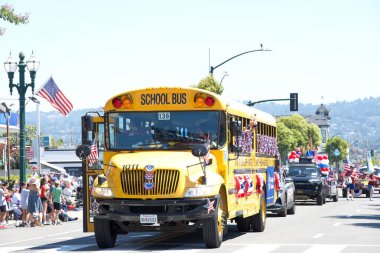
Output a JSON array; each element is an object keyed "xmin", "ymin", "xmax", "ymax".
[{"xmin": 4, "ymin": 52, "xmax": 40, "ymax": 183}]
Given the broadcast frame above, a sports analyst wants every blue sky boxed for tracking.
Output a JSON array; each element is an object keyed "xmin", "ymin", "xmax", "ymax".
[{"xmin": 0, "ymin": 0, "xmax": 379, "ymax": 113}]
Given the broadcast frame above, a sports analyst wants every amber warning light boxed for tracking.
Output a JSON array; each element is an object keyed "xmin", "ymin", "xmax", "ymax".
[
  {"xmin": 112, "ymin": 94, "xmax": 133, "ymax": 109},
  {"xmin": 194, "ymin": 93, "xmax": 215, "ymax": 108}
]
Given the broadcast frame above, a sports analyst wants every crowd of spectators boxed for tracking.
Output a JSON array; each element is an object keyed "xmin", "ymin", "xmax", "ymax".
[{"xmin": 0, "ymin": 172, "xmax": 81, "ymax": 229}]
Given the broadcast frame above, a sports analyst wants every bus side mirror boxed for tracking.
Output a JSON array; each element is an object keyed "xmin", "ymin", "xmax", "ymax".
[
  {"xmin": 191, "ymin": 144, "xmax": 208, "ymax": 157},
  {"xmin": 83, "ymin": 115, "xmax": 93, "ymax": 131},
  {"xmin": 76, "ymin": 144, "xmax": 91, "ymax": 160}
]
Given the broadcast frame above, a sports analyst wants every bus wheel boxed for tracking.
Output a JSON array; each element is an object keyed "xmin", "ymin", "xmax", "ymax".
[
  {"xmin": 202, "ymin": 197, "xmax": 224, "ymax": 248},
  {"xmin": 236, "ymin": 217, "xmax": 251, "ymax": 232},
  {"xmin": 94, "ymin": 217, "xmax": 117, "ymax": 248},
  {"xmin": 251, "ymin": 194, "xmax": 266, "ymax": 232}
]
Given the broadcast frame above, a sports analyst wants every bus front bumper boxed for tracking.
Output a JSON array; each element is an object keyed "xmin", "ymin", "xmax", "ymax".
[{"xmin": 95, "ymin": 197, "xmax": 218, "ymax": 223}]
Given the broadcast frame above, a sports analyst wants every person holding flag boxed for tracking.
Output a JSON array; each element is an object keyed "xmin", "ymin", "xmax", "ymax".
[
  {"xmin": 343, "ymin": 157, "xmax": 355, "ymax": 201},
  {"xmin": 366, "ymin": 151, "xmax": 375, "ymax": 201}
]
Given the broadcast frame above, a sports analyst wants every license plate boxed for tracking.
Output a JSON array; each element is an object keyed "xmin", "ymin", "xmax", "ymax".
[
  {"xmin": 296, "ymin": 190, "xmax": 303, "ymax": 194},
  {"xmin": 140, "ymin": 214, "xmax": 157, "ymax": 224}
]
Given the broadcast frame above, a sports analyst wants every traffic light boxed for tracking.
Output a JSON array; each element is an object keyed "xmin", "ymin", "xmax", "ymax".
[
  {"xmin": 290, "ymin": 93, "xmax": 298, "ymax": 111},
  {"xmin": 371, "ymin": 149, "xmax": 375, "ymax": 157}
]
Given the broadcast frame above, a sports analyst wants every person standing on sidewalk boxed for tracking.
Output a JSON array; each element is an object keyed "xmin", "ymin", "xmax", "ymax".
[
  {"xmin": 0, "ymin": 181, "xmax": 9, "ymax": 229},
  {"xmin": 51, "ymin": 180, "xmax": 63, "ymax": 225},
  {"xmin": 19, "ymin": 182, "xmax": 30, "ymax": 227},
  {"xmin": 27, "ymin": 178, "xmax": 43, "ymax": 227},
  {"xmin": 40, "ymin": 178, "xmax": 50, "ymax": 225}
]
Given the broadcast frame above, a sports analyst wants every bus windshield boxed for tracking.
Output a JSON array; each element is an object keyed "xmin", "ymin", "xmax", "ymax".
[{"xmin": 107, "ymin": 111, "xmax": 225, "ymax": 150}]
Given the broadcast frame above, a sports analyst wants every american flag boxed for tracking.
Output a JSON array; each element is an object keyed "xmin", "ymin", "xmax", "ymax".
[
  {"xmin": 88, "ymin": 139, "xmax": 98, "ymax": 165},
  {"xmin": 36, "ymin": 77, "xmax": 73, "ymax": 116},
  {"xmin": 203, "ymin": 199, "xmax": 215, "ymax": 214},
  {"xmin": 344, "ymin": 157, "xmax": 351, "ymax": 171},
  {"xmin": 203, "ymin": 138, "xmax": 211, "ymax": 165}
]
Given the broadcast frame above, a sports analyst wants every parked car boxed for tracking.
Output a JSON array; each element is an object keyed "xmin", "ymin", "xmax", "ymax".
[{"xmin": 267, "ymin": 168, "xmax": 296, "ymax": 217}]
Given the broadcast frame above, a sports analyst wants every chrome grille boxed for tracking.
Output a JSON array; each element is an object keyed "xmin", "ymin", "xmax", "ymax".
[{"xmin": 120, "ymin": 169, "xmax": 180, "ymax": 195}]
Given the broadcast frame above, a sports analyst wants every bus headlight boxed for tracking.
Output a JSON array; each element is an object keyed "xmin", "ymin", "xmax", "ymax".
[
  {"xmin": 92, "ymin": 187, "xmax": 114, "ymax": 198},
  {"xmin": 185, "ymin": 186, "xmax": 215, "ymax": 197}
]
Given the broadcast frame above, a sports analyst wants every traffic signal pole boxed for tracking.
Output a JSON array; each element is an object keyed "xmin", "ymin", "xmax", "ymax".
[{"xmin": 247, "ymin": 93, "xmax": 299, "ymax": 111}]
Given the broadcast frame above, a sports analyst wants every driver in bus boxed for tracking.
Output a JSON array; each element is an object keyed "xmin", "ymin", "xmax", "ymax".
[{"xmin": 127, "ymin": 121, "xmax": 152, "ymax": 147}]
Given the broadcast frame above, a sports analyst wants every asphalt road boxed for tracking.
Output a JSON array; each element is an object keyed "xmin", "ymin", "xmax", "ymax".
[{"xmin": 0, "ymin": 192, "xmax": 379, "ymax": 253}]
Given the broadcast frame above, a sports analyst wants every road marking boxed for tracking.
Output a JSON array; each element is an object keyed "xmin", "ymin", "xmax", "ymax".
[
  {"xmin": 2, "ymin": 243, "xmax": 380, "ymax": 253},
  {"xmin": 303, "ymin": 245, "xmax": 346, "ymax": 253},
  {"xmin": 37, "ymin": 244, "xmax": 93, "ymax": 253},
  {"xmin": 234, "ymin": 244, "xmax": 280, "ymax": 252},
  {"xmin": 46, "ymin": 229, "xmax": 82, "ymax": 237},
  {"xmin": 0, "ymin": 229, "xmax": 82, "ymax": 246},
  {"xmin": 312, "ymin": 233, "xmax": 324, "ymax": 239},
  {"xmin": 333, "ymin": 222, "xmax": 341, "ymax": 227}
]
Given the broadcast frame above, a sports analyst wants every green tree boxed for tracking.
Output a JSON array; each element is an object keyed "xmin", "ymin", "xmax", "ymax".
[
  {"xmin": 325, "ymin": 136, "xmax": 349, "ymax": 165},
  {"xmin": 51, "ymin": 138, "xmax": 64, "ymax": 147},
  {"xmin": 0, "ymin": 4, "xmax": 29, "ymax": 35},
  {"xmin": 26, "ymin": 125, "xmax": 36, "ymax": 146},
  {"xmin": 277, "ymin": 114, "xmax": 322, "ymax": 157},
  {"xmin": 191, "ymin": 75, "xmax": 224, "ymax": 95},
  {"xmin": 277, "ymin": 121, "xmax": 297, "ymax": 160}
]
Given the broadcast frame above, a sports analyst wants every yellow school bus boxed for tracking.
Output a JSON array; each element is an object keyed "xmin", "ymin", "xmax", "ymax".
[{"xmin": 77, "ymin": 87, "xmax": 278, "ymax": 249}]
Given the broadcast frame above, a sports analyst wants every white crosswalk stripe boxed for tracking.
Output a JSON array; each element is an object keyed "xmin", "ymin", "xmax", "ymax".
[
  {"xmin": 2, "ymin": 243, "xmax": 380, "ymax": 253},
  {"xmin": 233, "ymin": 244, "xmax": 281, "ymax": 253},
  {"xmin": 303, "ymin": 245, "xmax": 346, "ymax": 253}
]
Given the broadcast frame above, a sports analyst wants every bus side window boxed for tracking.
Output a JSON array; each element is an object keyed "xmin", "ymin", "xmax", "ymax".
[{"xmin": 218, "ymin": 112, "xmax": 227, "ymax": 148}]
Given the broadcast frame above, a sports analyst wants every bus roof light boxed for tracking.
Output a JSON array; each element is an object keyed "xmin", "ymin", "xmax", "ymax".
[
  {"xmin": 113, "ymin": 98, "xmax": 123, "ymax": 108},
  {"xmin": 205, "ymin": 96, "xmax": 215, "ymax": 107}
]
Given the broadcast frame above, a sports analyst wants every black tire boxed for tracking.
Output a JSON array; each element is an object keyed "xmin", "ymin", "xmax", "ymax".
[
  {"xmin": 236, "ymin": 217, "xmax": 251, "ymax": 232},
  {"xmin": 202, "ymin": 197, "xmax": 225, "ymax": 248},
  {"xmin": 333, "ymin": 189, "xmax": 339, "ymax": 202},
  {"xmin": 251, "ymin": 194, "xmax": 266, "ymax": 232},
  {"xmin": 342, "ymin": 188, "xmax": 347, "ymax": 198},
  {"xmin": 94, "ymin": 217, "xmax": 117, "ymax": 249},
  {"xmin": 287, "ymin": 201, "xmax": 296, "ymax": 215},
  {"xmin": 316, "ymin": 192, "xmax": 323, "ymax": 205},
  {"xmin": 277, "ymin": 196, "xmax": 287, "ymax": 217}
]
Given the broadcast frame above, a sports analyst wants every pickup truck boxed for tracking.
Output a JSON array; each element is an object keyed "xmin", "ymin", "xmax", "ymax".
[{"xmin": 287, "ymin": 161, "xmax": 331, "ymax": 205}]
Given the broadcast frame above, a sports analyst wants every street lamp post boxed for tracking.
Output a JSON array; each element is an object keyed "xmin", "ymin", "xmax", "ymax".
[
  {"xmin": 4, "ymin": 52, "xmax": 40, "ymax": 183},
  {"xmin": 209, "ymin": 44, "xmax": 272, "ymax": 74}
]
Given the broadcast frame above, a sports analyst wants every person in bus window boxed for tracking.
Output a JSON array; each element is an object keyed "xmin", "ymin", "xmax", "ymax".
[{"xmin": 128, "ymin": 121, "xmax": 152, "ymax": 147}]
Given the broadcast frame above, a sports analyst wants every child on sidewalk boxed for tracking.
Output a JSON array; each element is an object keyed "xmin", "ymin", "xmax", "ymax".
[{"xmin": 51, "ymin": 180, "xmax": 63, "ymax": 225}]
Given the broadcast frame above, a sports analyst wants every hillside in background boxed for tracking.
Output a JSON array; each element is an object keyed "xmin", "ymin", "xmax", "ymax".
[{"xmin": 26, "ymin": 97, "xmax": 380, "ymax": 150}]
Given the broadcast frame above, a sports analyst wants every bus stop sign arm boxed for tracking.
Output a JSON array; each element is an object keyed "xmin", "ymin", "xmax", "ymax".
[
  {"xmin": 247, "ymin": 93, "xmax": 298, "ymax": 111},
  {"xmin": 209, "ymin": 45, "xmax": 272, "ymax": 74}
]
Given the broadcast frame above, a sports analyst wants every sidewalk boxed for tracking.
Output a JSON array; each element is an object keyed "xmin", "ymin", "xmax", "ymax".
[{"xmin": 1, "ymin": 209, "xmax": 83, "ymax": 229}]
